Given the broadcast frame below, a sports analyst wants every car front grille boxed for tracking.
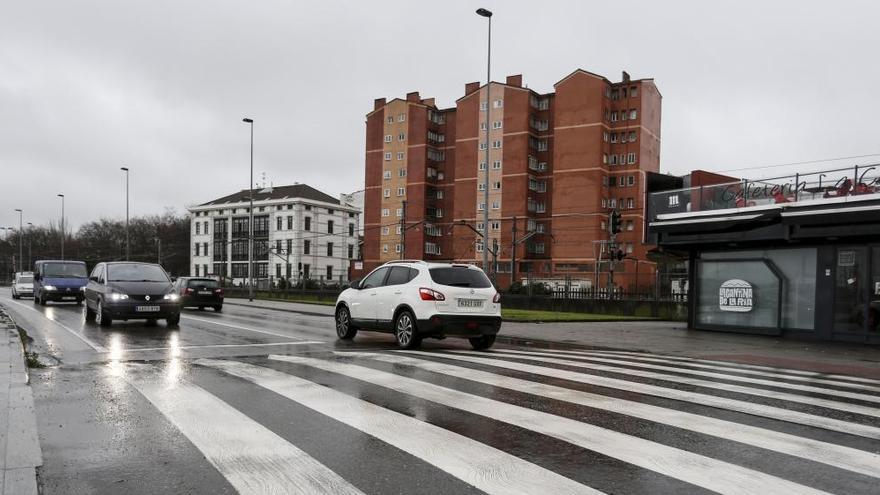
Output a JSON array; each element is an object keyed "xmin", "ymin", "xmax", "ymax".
[{"xmin": 129, "ymin": 294, "xmax": 166, "ymax": 301}]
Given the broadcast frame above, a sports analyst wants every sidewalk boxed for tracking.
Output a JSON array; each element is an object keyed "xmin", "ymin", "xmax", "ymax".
[
  {"xmin": 0, "ymin": 308, "xmax": 42, "ymax": 495},
  {"xmin": 228, "ymin": 297, "xmax": 880, "ymax": 379}
]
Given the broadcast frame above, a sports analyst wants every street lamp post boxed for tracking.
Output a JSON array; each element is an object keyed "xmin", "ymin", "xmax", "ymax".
[
  {"xmin": 27, "ymin": 223, "xmax": 33, "ymax": 268},
  {"xmin": 476, "ymin": 7, "xmax": 492, "ymax": 274},
  {"xmin": 120, "ymin": 167, "xmax": 130, "ymax": 260},
  {"xmin": 58, "ymin": 194, "xmax": 65, "ymax": 260},
  {"xmin": 242, "ymin": 118, "xmax": 254, "ymax": 302},
  {"xmin": 14, "ymin": 209, "xmax": 22, "ymax": 272}
]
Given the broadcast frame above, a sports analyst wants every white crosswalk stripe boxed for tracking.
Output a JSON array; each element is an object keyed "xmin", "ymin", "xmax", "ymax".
[
  {"xmin": 267, "ymin": 354, "xmax": 832, "ymax": 495},
  {"xmin": 195, "ymin": 358, "xmax": 597, "ymax": 495},
  {"xmin": 551, "ymin": 349, "xmax": 880, "ymax": 392},
  {"xmin": 467, "ymin": 349, "xmax": 880, "ymax": 419},
  {"xmin": 123, "ymin": 346, "xmax": 880, "ymax": 495}
]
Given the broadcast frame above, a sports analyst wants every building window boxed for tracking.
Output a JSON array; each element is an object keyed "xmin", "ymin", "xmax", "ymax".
[
  {"xmin": 493, "ymin": 99, "xmax": 503, "ymax": 108},
  {"xmin": 384, "ymin": 152, "xmax": 392, "ymax": 161},
  {"xmin": 492, "ymin": 160, "xmax": 501, "ymax": 169},
  {"xmin": 491, "ymin": 221, "xmax": 500, "ymax": 230},
  {"xmin": 609, "ymin": 198, "xmax": 617, "ymax": 208},
  {"xmin": 479, "ymin": 142, "xmax": 487, "ymax": 150},
  {"xmin": 396, "ymin": 225, "xmax": 402, "ymax": 234},
  {"xmin": 382, "ymin": 226, "xmax": 389, "ymax": 235},
  {"xmin": 383, "ymin": 188, "xmax": 390, "ymax": 198},
  {"xmin": 601, "ymin": 198, "xmax": 607, "ymax": 208},
  {"xmin": 475, "ymin": 242, "xmax": 483, "ymax": 253},
  {"xmin": 610, "ymin": 155, "xmax": 618, "ymax": 166},
  {"xmin": 304, "ymin": 217, "xmax": 311, "ymax": 230},
  {"xmin": 348, "ymin": 244, "xmax": 354, "ymax": 258},
  {"xmin": 626, "ymin": 220, "xmax": 634, "ymax": 231},
  {"xmin": 477, "ymin": 222, "xmax": 485, "ymax": 232},
  {"xmin": 386, "ymin": 116, "xmax": 393, "ymax": 123},
  {"xmin": 276, "ymin": 216, "xmax": 282, "ymax": 230},
  {"xmin": 276, "ymin": 264, "xmax": 282, "ymax": 278},
  {"xmin": 492, "ymin": 120, "xmax": 502, "ymax": 129},
  {"xmin": 397, "ymin": 187, "xmax": 405, "ymax": 196},
  {"xmin": 275, "ymin": 239, "xmax": 282, "ymax": 253},
  {"xmin": 287, "ymin": 216, "xmax": 293, "ymax": 229},
  {"xmin": 493, "ymin": 181, "xmax": 501, "ymax": 190},
  {"xmin": 603, "ymin": 131, "xmax": 609, "ymax": 142},
  {"xmin": 631, "ymin": 86, "xmax": 638, "ymax": 97},
  {"xmin": 396, "ymin": 152, "xmax": 404, "ymax": 160},
  {"xmin": 286, "ymin": 239, "xmax": 292, "ymax": 254},
  {"xmin": 478, "ymin": 183, "xmax": 486, "ymax": 191},
  {"xmin": 194, "ymin": 265, "xmax": 200, "ymax": 276},
  {"xmin": 326, "ymin": 265, "xmax": 333, "ymax": 280},
  {"xmin": 628, "ymin": 153, "xmax": 637, "ymax": 164},
  {"xmin": 327, "ymin": 220, "xmax": 334, "ymax": 234},
  {"xmin": 628, "ymin": 175, "xmax": 635, "ymax": 186},
  {"xmin": 195, "ymin": 222, "xmax": 201, "ymax": 235},
  {"xmin": 304, "ymin": 240, "xmax": 311, "ymax": 255},
  {"xmin": 479, "ymin": 162, "xmax": 487, "ymax": 170},
  {"xmin": 610, "ymin": 111, "xmax": 618, "ymax": 122},
  {"xmin": 396, "ymin": 208, "xmax": 403, "ymax": 217},
  {"xmin": 491, "ymin": 200, "xmax": 500, "ymax": 210},
  {"xmin": 398, "ymin": 168, "xmax": 406, "ymax": 177},
  {"xmin": 630, "ymin": 109, "xmax": 638, "ymax": 120},
  {"xmin": 349, "ymin": 223, "xmax": 355, "ymax": 236},
  {"xmin": 382, "ymin": 209, "xmax": 390, "ymax": 217},
  {"xmin": 327, "ymin": 242, "xmax": 333, "ymax": 257},
  {"xmin": 384, "ymin": 135, "xmax": 392, "ymax": 143},
  {"xmin": 480, "ymin": 101, "xmax": 488, "ymax": 111},
  {"xmin": 398, "ymin": 132, "xmax": 405, "ymax": 141},
  {"xmin": 480, "ymin": 122, "xmax": 487, "ymax": 131},
  {"xmin": 382, "ymin": 244, "xmax": 388, "ymax": 253},
  {"xmin": 383, "ymin": 170, "xmax": 391, "ymax": 179},
  {"xmin": 603, "ymin": 153, "xmax": 608, "ymax": 164},
  {"xmin": 626, "ymin": 243, "xmax": 634, "ymax": 254},
  {"xmin": 629, "ymin": 131, "xmax": 637, "ymax": 142},
  {"xmin": 305, "ymin": 205, "xmax": 312, "ymax": 211},
  {"xmin": 478, "ymin": 203, "xmax": 486, "ymax": 211},
  {"xmin": 395, "ymin": 244, "xmax": 402, "ymax": 253},
  {"xmin": 194, "ymin": 243, "xmax": 200, "ymax": 256},
  {"xmin": 398, "ymin": 113, "xmax": 406, "ymax": 122},
  {"xmin": 610, "ymin": 133, "xmax": 618, "ymax": 143},
  {"xmin": 627, "ymin": 198, "xmax": 635, "ymax": 209},
  {"xmin": 492, "ymin": 140, "xmax": 501, "ymax": 149},
  {"xmin": 436, "ymin": 190, "xmax": 444, "ymax": 199}
]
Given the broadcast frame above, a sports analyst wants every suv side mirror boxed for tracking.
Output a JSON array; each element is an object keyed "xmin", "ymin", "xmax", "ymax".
[{"xmin": 350, "ymin": 279, "xmax": 361, "ymax": 290}]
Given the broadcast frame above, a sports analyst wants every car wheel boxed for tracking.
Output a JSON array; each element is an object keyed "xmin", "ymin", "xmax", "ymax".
[
  {"xmin": 394, "ymin": 310, "xmax": 421, "ymax": 349},
  {"xmin": 12, "ymin": 293, "xmax": 18, "ymax": 299},
  {"xmin": 32, "ymin": 293, "xmax": 39, "ymax": 304},
  {"xmin": 468, "ymin": 335, "xmax": 496, "ymax": 351},
  {"xmin": 213, "ymin": 305, "xmax": 222, "ymax": 312},
  {"xmin": 96, "ymin": 300, "xmax": 112, "ymax": 327},
  {"xmin": 39, "ymin": 295, "xmax": 47, "ymax": 306},
  {"xmin": 84, "ymin": 304, "xmax": 96, "ymax": 322},
  {"xmin": 167, "ymin": 314, "xmax": 181, "ymax": 327},
  {"xmin": 335, "ymin": 306, "xmax": 357, "ymax": 340}
]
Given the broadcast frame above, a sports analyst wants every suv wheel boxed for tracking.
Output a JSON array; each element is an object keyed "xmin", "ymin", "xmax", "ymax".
[
  {"xmin": 469, "ymin": 335, "xmax": 496, "ymax": 351},
  {"xmin": 335, "ymin": 306, "xmax": 357, "ymax": 340},
  {"xmin": 84, "ymin": 304, "xmax": 96, "ymax": 322},
  {"xmin": 96, "ymin": 300, "xmax": 112, "ymax": 327},
  {"xmin": 167, "ymin": 314, "xmax": 181, "ymax": 327},
  {"xmin": 394, "ymin": 310, "xmax": 421, "ymax": 349}
]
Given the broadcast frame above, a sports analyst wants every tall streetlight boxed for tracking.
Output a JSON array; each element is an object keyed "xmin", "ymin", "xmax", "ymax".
[
  {"xmin": 27, "ymin": 223, "xmax": 33, "ymax": 268},
  {"xmin": 58, "ymin": 194, "xmax": 65, "ymax": 260},
  {"xmin": 242, "ymin": 117, "xmax": 254, "ymax": 301},
  {"xmin": 14, "ymin": 209, "xmax": 22, "ymax": 272},
  {"xmin": 476, "ymin": 7, "xmax": 492, "ymax": 273},
  {"xmin": 120, "ymin": 167, "xmax": 130, "ymax": 260}
]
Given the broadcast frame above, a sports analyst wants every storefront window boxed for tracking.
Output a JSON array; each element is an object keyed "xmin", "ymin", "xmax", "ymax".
[
  {"xmin": 701, "ymin": 248, "xmax": 817, "ymax": 330},
  {"xmin": 696, "ymin": 259, "xmax": 781, "ymax": 331}
]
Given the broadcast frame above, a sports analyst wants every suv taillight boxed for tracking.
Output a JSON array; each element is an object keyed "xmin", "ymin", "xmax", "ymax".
[
  {"xmin": 493, "ymin": 293, "xmax": 501, "ymax": 303},
  {"xmin": 215, "ymin": 288, "xmax": 224, "ymax": 295},
  {"xmin": 185, "ymin": 288, "xmax": 194, "ymax": 295},
  {"xmin": 419, "ymin": 287, "xmax": 446, "ymax": 301}
]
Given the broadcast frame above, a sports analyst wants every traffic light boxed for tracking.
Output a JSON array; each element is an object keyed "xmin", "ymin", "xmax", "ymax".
[{"xmin": 608, "ymin": 210, "xmax": 622, "ymax": 234}]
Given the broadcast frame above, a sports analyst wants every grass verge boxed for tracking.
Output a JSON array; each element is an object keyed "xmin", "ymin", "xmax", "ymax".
[{"xmin": 502, "ymin": 308, "xmax": 659, "ymax": 323}]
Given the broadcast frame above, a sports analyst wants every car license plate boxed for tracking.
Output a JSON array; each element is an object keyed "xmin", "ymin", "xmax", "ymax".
[
  {"xmin": 457, "ymin": 298, "xmax": 483, "ymax": 308},
  {"xmin": 61, "ymin": 296, "xmax": 77, "ymax": 300},
  {"xmin": 136, "ymin": 305, "xmax": 160, "ymax": 312},
  {"xmin": 198, "ymin": 291, "xmax": 211, "ymax": 295}
]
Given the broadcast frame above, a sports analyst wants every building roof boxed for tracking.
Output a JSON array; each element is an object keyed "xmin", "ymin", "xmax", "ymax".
[{"xmin": 198, "ymin": 184, "xmax": 340, "ymax": 207}]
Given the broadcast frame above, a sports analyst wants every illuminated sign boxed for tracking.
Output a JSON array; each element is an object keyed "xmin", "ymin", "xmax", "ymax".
[{"xmin": 719, "ymin": 279, "xmax": 753, "ymax": 312}]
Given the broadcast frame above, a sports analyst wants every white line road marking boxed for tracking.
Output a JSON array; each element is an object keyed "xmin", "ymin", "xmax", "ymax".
[
  {"xmin": 198, "ymin": 359, "xmax": 597, "ymax": 495},
  {"xmin": 594, "ymin": 350, "xmax": 880, "ymax": 386},
  {"xmin": 509, "ymin": 349, "xmax": 880, "ymax": 401},
  {"xmin": 116, "ymin": 341, "xmax": 325, "ymax": 353},
  {"xmin": 2, "ymin": 298, "xmax": 106, "ymax": 352},
  {"xmin": 269, "ymin": 354, "xmax": 831, "ymax": 495},
  {"xmin": 130, "ymin": 376, "xmax": 364, "ymax": 495},
  {"xmin": 345, "ymin": 351, "xmax": 880, "ymax": 478},
  {"xmin": 182, "ymin": 315, "xmax": 320, "ymax": 341},
  {"xmin": 477, "ymin": 350, "xmax": 880, "ymax": 419},
  {"xmin": 433, "ymin": 351, "xmax": 880, "ymax": 440}
]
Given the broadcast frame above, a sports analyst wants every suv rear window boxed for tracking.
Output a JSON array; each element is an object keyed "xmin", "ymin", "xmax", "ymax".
[
  {"xmin": 187, "ymin": 279, "xmax": 219, "ymax": 288},
  {"xmin": 428, "ymin": 267, "xmax": 491, "ymax": 288}
]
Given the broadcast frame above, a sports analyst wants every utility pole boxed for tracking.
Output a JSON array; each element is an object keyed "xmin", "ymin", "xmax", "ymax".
[
  {"xmin": 242, "ymin": 117, "xmax": 254, "ymax": 301},
  {"xmin": 58, "ymin": 194, "xmax": 65, "ymax": 260},
  {"xmin": 399, "ymin": 200, "xmax": 406, "ymax": 259},
  {"xmin": 120, "ymin": 167, "xmax": 130, "ymax": 260},
  {"xmin": 14, "ymin": 209, "xmax": 22, "ymax": 272},
  {"xmin": 476, "ymin": 7, "xmax": 492, "ymax": 272},
  {"xmin": 511, "ymin": 216, "xmax": 517, "ymax": 285},
  {"xmin": 157, "ymin": 238, "xmax": 162, "ymax": 265}
]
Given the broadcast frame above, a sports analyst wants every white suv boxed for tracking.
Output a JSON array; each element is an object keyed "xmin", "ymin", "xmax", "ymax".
[
  {"xmin": 334, "ymin": 261, "xmax": 501, "ymax": 350},
  {"xmin": 12, "ymin": 272, "xmax": 34, "ymax": 299}
]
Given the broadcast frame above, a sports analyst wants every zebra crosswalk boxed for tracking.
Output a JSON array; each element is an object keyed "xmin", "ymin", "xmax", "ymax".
[{"xmin": 123, "ymin": 347, "xmax": 880, "ymax": 495}]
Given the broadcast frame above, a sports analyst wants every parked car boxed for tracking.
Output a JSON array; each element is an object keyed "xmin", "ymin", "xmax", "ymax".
[
  {"xmin": 11, "ymin": 272, "xmax": 34, "ymax": 299},
  {"xmin": 173, "ymin": 277, "xmax": 224, "ymax": 311},
  {"xmin": 33, "ymin": 260, "xmax": 88, "ymax": 305},
  {"xmin": 334, "ymin": 260, "xmax": 501, "ymax": 350},
  {"xmin": 84, "ymin": 262, "xmax": 180, "ymax": 327}
]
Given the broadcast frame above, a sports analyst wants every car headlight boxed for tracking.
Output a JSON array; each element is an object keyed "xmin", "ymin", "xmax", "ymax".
[
  {"xmin": 43, "ymin": 285, "xmax": 57, "ymax": 291},
  {"xmin": 110, "ymin": 293, "xmax": 129, "ymax": 301},
  {"xmin": 79, "ymin": 286, "xmax": 86, "ymax": 292},
  {"xmin": 163, "ymin": 293, "xmax": 179, "ymax": 302}
]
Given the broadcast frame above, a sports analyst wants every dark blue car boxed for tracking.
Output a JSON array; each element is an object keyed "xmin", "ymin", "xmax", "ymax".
[{"xmin": 33, "ymin": 260, "xmax": 88, "ymax": 305}]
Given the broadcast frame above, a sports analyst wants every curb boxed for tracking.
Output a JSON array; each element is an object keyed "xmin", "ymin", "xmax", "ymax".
[
  {"xmin": 0, "ymin": 306, "xmax": 43, "ymax": 495},
  {"xmin": 224, "ymin": 300, "xmax": 332, "ymax": 318}
]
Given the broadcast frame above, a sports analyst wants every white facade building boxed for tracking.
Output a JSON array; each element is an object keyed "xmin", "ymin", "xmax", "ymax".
[{"xmin": 188, "ymin": 184, "xmax": 361, "ymax": 287}]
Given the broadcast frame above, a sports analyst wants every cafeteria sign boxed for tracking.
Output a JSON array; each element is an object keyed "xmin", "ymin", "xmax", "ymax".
[{"xmin": 719, "ymin": 279, "xmax": 753, "ymax": 312}]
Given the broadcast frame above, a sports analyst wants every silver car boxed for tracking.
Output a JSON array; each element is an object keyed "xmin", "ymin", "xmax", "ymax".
[{"xmin": 12, "ymin": 272, "xmax": 34, "ymax": 299}]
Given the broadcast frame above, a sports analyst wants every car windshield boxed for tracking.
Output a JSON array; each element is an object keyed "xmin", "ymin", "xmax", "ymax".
[
  {"xmin": 18, "ymin": 276, "xmax": 33, "ymax": 283},
  {"xmin": 429, "ymin": 267, "xmax": 492, "ymax": 288},
  {"xmin": 188, "ymin": 279, "xmax": 219, "ymax": 288},
  {"xmin": 108, "ymin": 264, "xmax": 170, "ymax": 282},
  {"xmin": 42, "ymin": 263, "xmax": 88, "ymax": 278}
]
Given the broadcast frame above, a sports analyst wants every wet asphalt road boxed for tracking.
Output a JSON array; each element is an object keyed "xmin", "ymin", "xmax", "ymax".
[{"xmin": 2, "ymin": 288, "xmax": 880, "ymax": 495}]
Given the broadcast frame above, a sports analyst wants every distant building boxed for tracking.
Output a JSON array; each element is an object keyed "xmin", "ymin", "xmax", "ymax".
[
  {"xmin": 360, "ymin": 69, "xmax": 662, "ymax": 289},
  {"xmin": 188, "ymin": 184, "xmax": 361, "ymax": 286}
]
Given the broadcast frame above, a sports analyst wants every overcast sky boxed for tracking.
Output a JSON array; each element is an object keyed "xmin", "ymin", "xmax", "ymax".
[{"xmin": 3, "ymin": 0, "xmax": 879, "ymax": 230}]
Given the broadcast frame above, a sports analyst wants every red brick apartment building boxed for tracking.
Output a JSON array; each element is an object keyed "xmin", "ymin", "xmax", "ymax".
[{"xmin": 359, "ymin": 69, "xmax": 662, "ymax": 290}]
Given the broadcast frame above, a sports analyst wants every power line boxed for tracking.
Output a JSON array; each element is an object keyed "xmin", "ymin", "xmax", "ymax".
[{"xmin": 717, "ymin": 153, "xmax": 880, "ymax": 174}]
